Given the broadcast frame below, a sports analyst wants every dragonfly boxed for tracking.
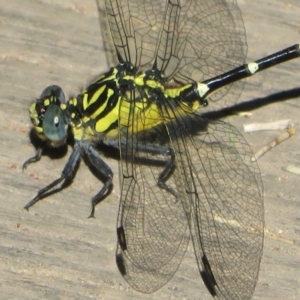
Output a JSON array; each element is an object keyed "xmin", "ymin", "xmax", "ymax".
[{"xmin": 23, "ymin": 0, "xmax": 300, "ymax": 299}]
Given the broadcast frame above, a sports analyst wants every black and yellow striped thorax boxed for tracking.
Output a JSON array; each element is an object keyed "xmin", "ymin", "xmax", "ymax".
[{"xmin": 29, "ymin": 62, "xmax": 207, "ymax": 145}]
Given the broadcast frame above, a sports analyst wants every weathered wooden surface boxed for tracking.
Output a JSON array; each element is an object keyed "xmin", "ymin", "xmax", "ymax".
[{"xmin": 0, "ymin": 0, "xmax": 299, "ymax": 299}]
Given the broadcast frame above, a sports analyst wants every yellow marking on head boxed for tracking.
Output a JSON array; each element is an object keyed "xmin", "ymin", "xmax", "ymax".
[
  {"xmin": 69, "ymin": 98, "xmax": 77, "ymax": 106},
  {"xmin": 61, "ymin": 103, "xmax": 67, "ymax": 110},
  {"xmin": 35, "ymin": 126, "xmax": 43, "ymax": 134},
  {"xmin": 29, "ymin": 102, "xmax": 36, "ymax": 113},
  {"xmin": 31, "ymin": 117, "xmax": 39, "ymax": 126},
  {"xmin": 29, "ymin": 103, "xmax": 40, "ymax": 126}
]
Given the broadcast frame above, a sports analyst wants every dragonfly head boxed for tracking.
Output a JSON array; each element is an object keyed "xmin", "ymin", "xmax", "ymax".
[{"xmin": 29, "ymin": 85, "xmax": 69, "ymax": 145}]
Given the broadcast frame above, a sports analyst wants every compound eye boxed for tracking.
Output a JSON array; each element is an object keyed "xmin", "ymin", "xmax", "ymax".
[
  {"xmin": 43, "ymin": 104, "xmax": 67, "ymax": 142},
  {"xmin": 40, "ymin": 85, "xmax": 66, "ymax": 104}
]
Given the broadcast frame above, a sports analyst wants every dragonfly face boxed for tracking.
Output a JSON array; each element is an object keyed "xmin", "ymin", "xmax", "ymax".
[{"xmin": 29, "ymin": 85, "xmax": 69, "ymax": 146}]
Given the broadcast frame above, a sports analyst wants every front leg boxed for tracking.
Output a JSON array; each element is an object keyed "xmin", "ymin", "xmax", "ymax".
[
  {"xmin": 23, "ymin": 147, "xmax": 43, "ymax": 170},
  {"xmin": 24, "ymin": 141, "xmax": 82, "ymax": 210}
]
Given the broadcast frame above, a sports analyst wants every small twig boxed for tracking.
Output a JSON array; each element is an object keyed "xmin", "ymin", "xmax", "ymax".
[
  {"xmin": 237, "ymin": 112, "xmax": 253, "ymax": 118},
  {"xmin": 265, "ymin": 228, "xmax": 295, "ymax": 244},
  {"xmin": 243, "ymin": 119, "xmax": 292, "ymax": 132},
  {"xmin": 282, "ymin": 164, "xmax": 300, "ymax": 175},
  {"xmin": 251, "ymin": 128, "xmax": 296, "ymax": 162}
]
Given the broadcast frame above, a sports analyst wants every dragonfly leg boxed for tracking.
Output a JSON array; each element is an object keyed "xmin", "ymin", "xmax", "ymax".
[
  {"xmin": 24, "ymin": 141, "xmax": 82, "ymax": 210},
  {"xmin": 23, "ymin": 147, "xmax": 43, "ymax": 170},
  {"xmin": 134, "ymin": 143, "xmax": 178, "ymax": 199},
  {"xmin": 156, "ymin": 147, "xmax": 177, "ymax": 198},
  {"xmin": 82, "ymin": 142, "xmax": 113, "ymax": 218}
]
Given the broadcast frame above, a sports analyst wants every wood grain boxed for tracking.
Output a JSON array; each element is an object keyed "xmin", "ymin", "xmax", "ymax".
[{"xmin": 0, "ymin": 0, "xmax": 299, "ymax": 299}]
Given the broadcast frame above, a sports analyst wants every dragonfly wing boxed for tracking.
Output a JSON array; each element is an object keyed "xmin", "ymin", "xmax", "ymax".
[
  {"xmin": 101, "ymin": 0, "xmax": 171, "ymax": 68},
  {"xmin": 100, "ymin": 0, "xmax": 247, "ymax": 106},
  {"xmin": 115, "ymin": 90, "xmax": 190, "ymax": 293},
  {"xmin": 165, "ymin": 109, "xmax": 264, "ymax": 299},
  {"xmin": 171, "ymin": 0, "xmax": 247, "ymax": 106},
  {"xmin": 96, "ymin": 0, "xmax": 119, "ymax": 67}
]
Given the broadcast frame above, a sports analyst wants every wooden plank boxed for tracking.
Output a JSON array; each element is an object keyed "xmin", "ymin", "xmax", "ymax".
[{"xmin": 0, "ymin": 0, "xmax": 299, "ymax": 299}]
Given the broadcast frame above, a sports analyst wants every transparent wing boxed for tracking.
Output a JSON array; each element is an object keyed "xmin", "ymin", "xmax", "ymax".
[
  {"xmin": 165, "ymin": 107, "xmax": 264, "ymax": 299},
  {"xmin": 115, "ymin": 89, "xmax": 263, "ymax": 298},
  {"xmin": 99, "ymin": 0, "xmax": 247, "ymax": 104},
  {"xmin": 115, "ymin": 89, "xmax": 190, "ymax": 293}
]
